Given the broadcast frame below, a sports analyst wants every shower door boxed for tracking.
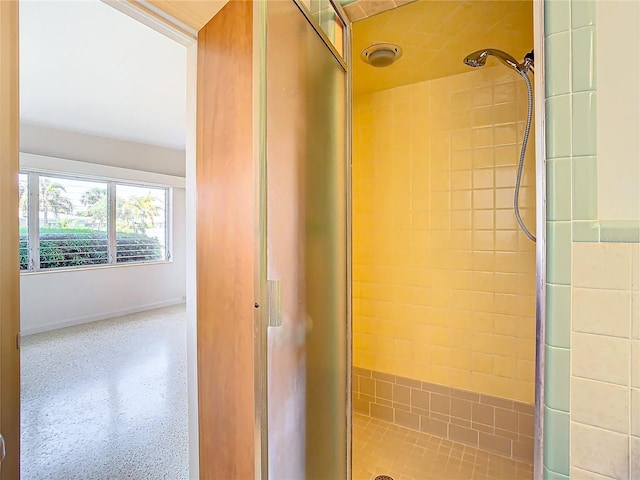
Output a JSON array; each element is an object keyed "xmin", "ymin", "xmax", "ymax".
[{"xmin": 264, "ymin": 1, "xmax": 348, "ymax": 478}]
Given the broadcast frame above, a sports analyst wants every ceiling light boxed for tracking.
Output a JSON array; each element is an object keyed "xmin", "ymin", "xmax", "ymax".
[{"xmin": 361, "ymin": 43, "xmax": 403, "ymax": 68}]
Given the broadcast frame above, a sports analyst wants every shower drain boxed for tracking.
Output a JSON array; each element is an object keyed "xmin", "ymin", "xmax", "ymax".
[{"xmin": 373, "ymin": 476, "xmax": 395, "ymax": 480}]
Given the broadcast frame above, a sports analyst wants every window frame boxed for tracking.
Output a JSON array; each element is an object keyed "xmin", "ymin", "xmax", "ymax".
[{"xmin": 19, "ymin": 169, "xmax": 173, "ymax": 273}]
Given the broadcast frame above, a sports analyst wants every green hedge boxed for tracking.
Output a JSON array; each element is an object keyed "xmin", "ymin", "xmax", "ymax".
[{"xmin": 19, "ymin": 232, "xmax": 162, "ymax": 270}]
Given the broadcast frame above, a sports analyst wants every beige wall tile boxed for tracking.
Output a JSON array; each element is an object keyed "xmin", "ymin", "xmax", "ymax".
[
  {"xmin": 571, "ymin": 423, "xmax": 629, "ymax": 479},
  {"xmin": 451, "ymin": 397, "xmax": 472, "ymax": 420},
  {"xmin": 570, "ymin": 467, "xmax": 616, "ymax": 479},
  {"xmin": 395, "ymin": 409, "xmax": 420, "ymax": 430},
  {"xmin": 632, "ymin": 245, "xmax": 639, "ymax": 290},
  {"xmin": 479, "ymin": 432, "xmax": 511, "ymax": 457},
  {"xmin": 572, "ymin": 333, "xmax": 630, "ymax": 385},
  {"xmin": 632, "ymin": 291, "xmax": 640, "ymax": 339},
  {"xmin": 631, "ymin": 436, "xmax": 640, "ymax": 478},
  {"xmin": 431, "ymin": 393, "xmax": 450, "ymax": 415},
  {"xmin": 573, "ymin": 288, "xmax": 630, "ymax": 337},
  {"xmin": 573, "ymin": 243, "xmax": 633, "ymax": 290},
  {"xmin": 449, "ymin": 424, "xmax": 479, "ymax": 447},
  {"xmin": 361, "ymin": 377, "xmax": 375, "ymax": 396},
  {"xmin": 372, "ymin": 371, "xmax": 395, "ymax": 382},
  {"xmin": 352, "ymin": 69, "xmax": 536, "ymax": 404},
  {"xmin": 472, "ymin": 402, "xmax": 494, "ymax": 426},
  {"xmin": 393, "ymin": 384, "xmax": 410, "ymax": 405},
  {"xmin": 354, "ymin": 397, "xmax": 370, "ymax": 415},
  {"xmin": 495, "ymin": 407, "xmax": 519, "ymax": 433},
  {"xmin": 411, "ymin": 388, "xmax": 429, "ymax": 410},
  {"xmin": 571, "ymin": 378, "xmax": 629, "ymax": 433},
  {"xmin": 632, "ymin": 389, "xmax": 640, "ymax": 437},
  {"xmin": 343, "ymin": 2, "xmax": 367, "ymax": 22},
  {"xmin": 512, "ymin": 437, "xmax": 534, "ymax": 464},
  {"xmin": 519, "ymin": 412, "xmax": 534, "ymax": 437},
  {"xmin": 420, "ymin": 416, "xmax": 448, "ymax": 437},
  {"xmin": 514, "ymin": 401, "xmax": 535, "ymax": 414},
  {"xmin": 358, "ymin": 0, "xmax": 396, "ymax": 17},
  {"xmin": 633, "ymin": 341, "xmax": 640, "ymax": 388},
  {"xmin": 376, "ymin": 379, "xmax": 393, "ymax": 400},
  {"xmin": 371, "ymin": 403, "xmax": 393, "ymax": 422}
]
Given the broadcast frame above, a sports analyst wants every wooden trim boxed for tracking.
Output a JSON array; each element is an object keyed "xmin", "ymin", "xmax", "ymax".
[
  {"xmin": 145, "ymin": 0, "xmax": 229, "ymax": 32},
  {"xmin": 0, "ymin": 1, "xmax": 21, "ymax": 478},
  {"xmin": 196, "ymin": 1, "xmax": 257, "ymax": 477}
]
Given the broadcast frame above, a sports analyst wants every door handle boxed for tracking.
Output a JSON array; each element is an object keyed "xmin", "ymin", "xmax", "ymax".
[{"xmin": 0, "ymin": 433, "xmax": 5, "ymax": 464}]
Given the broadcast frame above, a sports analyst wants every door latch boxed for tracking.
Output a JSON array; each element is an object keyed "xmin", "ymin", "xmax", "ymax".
[{"xmin": 0, "ymin": 433, "xmax": 6, "ymax": 464}]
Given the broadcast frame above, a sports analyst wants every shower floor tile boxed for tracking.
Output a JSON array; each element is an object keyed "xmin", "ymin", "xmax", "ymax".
[{"xmin": 352, "ymin": 414, "xmax": 533, "ymax": 480}]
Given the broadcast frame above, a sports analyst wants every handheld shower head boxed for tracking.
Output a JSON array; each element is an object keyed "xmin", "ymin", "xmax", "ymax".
[{"xmin": 464, "ymin": 49, "xmax": 524, "ymax": 73}]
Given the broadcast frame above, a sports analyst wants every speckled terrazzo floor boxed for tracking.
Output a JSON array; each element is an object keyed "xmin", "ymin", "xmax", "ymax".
[
  {"xmin": 21, "ymin": 305, "xmax": 189, "ymax": 480},
  {"xmin": 352, "ymin": 414, "xmax": 533, "ymax": 480}
]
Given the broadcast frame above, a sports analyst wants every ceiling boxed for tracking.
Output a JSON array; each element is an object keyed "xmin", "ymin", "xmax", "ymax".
[
  {"xmin": 342, "ymin": 0, "xmax": 416, "ymax": 22},
  {"xmin": 19, "ymin": 0, "xmax": 532, "ymax": 147},
  {"xmin": 352, "ymin": 0, "xmax": 533, "ymax": 95},
  {"xmin": 20, "ymin": 0, "xmax": 187, "ymax": 150}
]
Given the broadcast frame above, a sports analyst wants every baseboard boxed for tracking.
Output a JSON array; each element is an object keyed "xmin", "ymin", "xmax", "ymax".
[{"xmin": 21, "ymin": 298, "xmax": 186, "ymax": 336}]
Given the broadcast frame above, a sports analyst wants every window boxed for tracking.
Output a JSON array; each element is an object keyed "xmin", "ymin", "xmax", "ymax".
[
  {"xmin": 19, "ymin": 171, "xmax": 170, "ymax": 272},
  {"xmin": 19, "ymin": 173, "xmax": 29, "ymax": 270},
  {"xmin": 115, "ymin": 184, "xmax": 167, "ymax": 264},
  {"xmin": 39, "ymin": 176, "xmax": 109, "ymax": 269}
]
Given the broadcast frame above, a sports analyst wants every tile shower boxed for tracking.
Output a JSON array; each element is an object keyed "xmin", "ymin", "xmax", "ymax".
[{"xmin": 352, "ymin": 61, "xmax": 537, "ymax": 475}]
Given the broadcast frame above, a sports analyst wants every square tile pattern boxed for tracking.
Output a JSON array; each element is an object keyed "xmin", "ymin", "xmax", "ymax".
[
  {"xmin": 352, "ymin": 414, "xmax": 533, "ymax": 480},
  {"xmin": 569, "ymin": 243, "xmax": 640, "ymax": 479},
  {"xmin": 353, "ymin": 368, "xmax": 534, "ymax": 464},
  {"xmin": 353, "ymin": 64, "xmax": 537, "ymax": 405}
]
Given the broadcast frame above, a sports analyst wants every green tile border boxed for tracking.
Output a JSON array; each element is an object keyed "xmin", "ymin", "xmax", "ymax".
[
  {"xmin": 572, "ymin": 219, "xmax": 640, "ymax": 244},
  {"xmin": 545, "ymin": 0, "xmax": 571, "ymax": 35},
  {"xmin": 547, "ymin": 158, "xmax": 572, "ymax": 221},
  {"xmin": 571, "ymin": 26, "xmax": 596, "ymax": 92},
  {"xmin": 544, "ymin": 407, "xmax": 571, "ymax": 475},
  {"xmin": 599, "ymin": 221, "xmax": 640, "ymax": 243},
  {"xmin": 546, "ymin": 284, "xmax": 571, "ymax": 348},
  {"xmin": 572, "ymin": 156, "xmax": 597, "ymax": 220},
  {"xmin": 546, "ymin": 32, "xmax": 571, "ymax": 97},
  {"xmin": 546, "ymin": 95, "xmax": 572, "ymax": 159},
  {"xmin": 544, "ymin": 467, "xmax": 570, "ymax": 480},
  {"xmin": 571, "ymin": 0, "xmax": 595, "ymax": 28},
  {"xmin": 547, "ymin": 222, "xmax": 572, "ymax": 285},
  {"xmin": 571, "ymin": 92, "xmax": 597, "ymax": 157},
  {"xmin": 572, "ymin": 221, "xmax": 599, "ymax": 242},
  {"xmin": 544, "ymin": 346, "xmax": 570, "ymax": 412}
]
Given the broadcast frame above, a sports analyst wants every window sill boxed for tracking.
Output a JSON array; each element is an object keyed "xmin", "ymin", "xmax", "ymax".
[{"xmin": 20, "ymin": 259, "xmax": 173, "ymax": 276}]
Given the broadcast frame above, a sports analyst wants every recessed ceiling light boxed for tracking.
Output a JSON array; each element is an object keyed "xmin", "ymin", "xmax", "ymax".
[{"xmin": 361, "ymin": 43, "xmax": 403, "ymax": 68}]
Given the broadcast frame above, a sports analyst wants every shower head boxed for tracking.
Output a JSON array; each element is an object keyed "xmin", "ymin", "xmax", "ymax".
[{"xmin": 464, "ymin": 49, "xmax": 524, "ymax": 73}]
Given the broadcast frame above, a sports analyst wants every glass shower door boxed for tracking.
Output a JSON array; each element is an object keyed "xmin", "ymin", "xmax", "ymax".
[{"xmin": 264, "ymin": 1, "xmax": 348, "ymax": 478}]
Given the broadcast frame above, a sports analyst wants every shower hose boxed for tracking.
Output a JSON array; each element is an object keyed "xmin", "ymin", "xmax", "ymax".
[{"xmin": 514, "ymin": 68, "xmax": 536, "ymax": 242}]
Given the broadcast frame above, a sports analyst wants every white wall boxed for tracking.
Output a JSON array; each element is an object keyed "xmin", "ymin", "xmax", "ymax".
[
  {"xmin": 19, "ymin": 149, "xmax": 187, "ymax": 335},
  {"xmin": 21, "ymin": 124, "xmax": 186, "ymax": 177},
  {"xmin": 596, "ymin": 0, "xmax": 640, "ymax": 221}
]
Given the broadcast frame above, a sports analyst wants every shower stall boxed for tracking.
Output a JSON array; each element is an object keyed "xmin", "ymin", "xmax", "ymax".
[{"xmin": 350, "ymin": 1, "xmax": 537, "ymax": 479}]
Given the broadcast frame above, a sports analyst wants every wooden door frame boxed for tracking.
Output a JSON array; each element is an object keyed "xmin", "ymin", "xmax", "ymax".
[
  {"xmin": 0, "ymin": 1, "xmax": 20, "ymax": 478},
  {"xmin": 0, "ymin": 1, "xmax": 212, "ymax": 477}
]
